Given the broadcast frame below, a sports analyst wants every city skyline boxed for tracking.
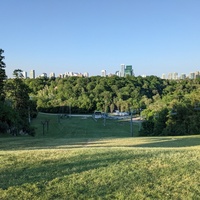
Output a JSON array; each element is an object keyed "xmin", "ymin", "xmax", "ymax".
[
  {"xmin": 18, "ymin": 66, "xmax": 200, "ymax": 80},
  {"xmin": 5, "ymin": 61, "xmax": 200, "ymax": 79},
  {"xmin": 1, "ymin": 0, "xmax": 200, "ymax": 78}
]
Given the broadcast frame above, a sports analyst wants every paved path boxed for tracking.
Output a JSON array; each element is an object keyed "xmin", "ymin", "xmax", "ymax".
[{"xmin": 39, "ymin": 112, "xmax": 144, "ymax": 122}]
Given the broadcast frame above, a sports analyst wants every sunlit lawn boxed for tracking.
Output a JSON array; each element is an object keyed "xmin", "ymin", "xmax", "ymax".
[{"xmin": 0, "ymin": 114, "xmax": 200, "ymax": 199}]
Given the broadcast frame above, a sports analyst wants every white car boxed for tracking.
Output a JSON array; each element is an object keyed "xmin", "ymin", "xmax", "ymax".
[
  {"xmin": 119, "ymin": 112, "xmax": 129, "ymax": 116},
  {"xmin": 93, "ymin": 111, "xmax": 102, "ymax": 119}
]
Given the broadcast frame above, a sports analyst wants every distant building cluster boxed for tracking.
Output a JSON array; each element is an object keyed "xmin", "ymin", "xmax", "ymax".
[
  {"xmin": 21, "ymin": 70, "xmax": 89, "ymax": 79},
  {"xmin": 162, "ymin": 71, "xmax": 200, "ymax": 80},
  {"xmin": 101, "ymin": 64, "xmax": 134, "ymax": 77},
  {"xmin": 21, "ymin": 64, "xmax": 134, "ymax": 79},
  {"xmin": 58, "ymin": 72, "xmax": 89, "ymax": 78},
  {"xmin": 18, "ymin": 66, "xmax": 200, "ymax": 80}
]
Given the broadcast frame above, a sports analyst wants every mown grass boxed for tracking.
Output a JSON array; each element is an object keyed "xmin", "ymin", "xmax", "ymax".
[
  {"xmin": 30, "ymin": 113, "xmax": 141, "ymax": 138},
  {"xmin": 0, "ymin": 114, "xmax": 200, "ymax": 199}
]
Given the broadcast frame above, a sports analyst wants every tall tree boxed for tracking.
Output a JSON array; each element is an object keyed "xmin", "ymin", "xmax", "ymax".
[
  {"xmin": 0, "ymin": 49, "xmax": 9, "ymax": 134},
  {"xmin": 5, "ymin": 69, "xmax": 35, "ymax": 135},
  {"xmin": 0, "ymin": 49, "xmax": 6, "ymax": 101}
]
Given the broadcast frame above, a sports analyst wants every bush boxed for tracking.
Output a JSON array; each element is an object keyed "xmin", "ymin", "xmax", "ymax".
[
  {"xmin": 23, "ymin": 125, "xmax": 36, "ymax": 137},
  {"xmin": 0, "ymin": 121, "xmax": 9, "ymax": 133},
  {"xmin": 139, "ymin": 121, "xmax": 154, "ymax": 136}
]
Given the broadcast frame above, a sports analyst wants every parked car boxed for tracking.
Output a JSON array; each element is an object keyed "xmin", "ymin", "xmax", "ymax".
[
  {"xmin": 119, "ymin": 112, "xmax": 129, "ymax": 116},
  {"xmin": 93, "ymin": 111, "xmax": 102, "ymax": 119}
]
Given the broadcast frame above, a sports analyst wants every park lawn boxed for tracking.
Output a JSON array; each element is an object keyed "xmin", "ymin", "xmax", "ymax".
[
  {"xmin": 0, "ymin": 114, "xmax": 200, "ymax": 199},
  {"xmin": 30, "ymin": 113, "xmax": 140, "ymax": 138},
  {"xmin": 0, "ymin": 136, "xmax": 200, "ymax": 200}
]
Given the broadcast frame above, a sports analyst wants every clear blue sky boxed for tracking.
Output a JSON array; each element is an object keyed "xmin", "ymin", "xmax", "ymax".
[{"xmin": 1, "ymin": 0, "xmax": 200, "ymax": 78}]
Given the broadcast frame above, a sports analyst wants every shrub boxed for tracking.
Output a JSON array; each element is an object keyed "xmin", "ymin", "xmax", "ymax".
[{"xmin": 0, "ymin": 121, "xmax": 9, "ymax": 133}]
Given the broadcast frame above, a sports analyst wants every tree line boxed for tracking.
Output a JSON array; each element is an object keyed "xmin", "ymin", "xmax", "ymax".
[
  {"xmin": 1, "ymin": 48, "xmax": 200, "ymax": 136},
  {"xmin": 0, "ymin": 50, "xmax": 36, "ymax": 136},
  {"xmin": 23, "ymin": 74, "xmax": 167, "ymax": 114},
  {"xmin": 24, "ymin": 69, "xmax": 200, "ymax": 136}
]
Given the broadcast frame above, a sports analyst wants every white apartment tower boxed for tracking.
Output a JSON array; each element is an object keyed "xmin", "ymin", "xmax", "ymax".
[
  {"xmin": 173, "ymin": 72, "xmax": 178, "ymax": 80},
  {"xmin": 30, "ymin": 70, "xmax": 35, "ymax": 79},
  {"xmin": 120, "ymin": 64, "xmax": 125, "ymax": 77},
  {"xmin": 50, "ymin": 72, "xmax": 55, "ymax": 78},
  {"xmin": 161, "ymin": 74, "xmax": 166, "ymax": 79},
  {"xmin": 84, "ymin": 72, "xmax": 89, "ymax": 77},
  {"xmin": 101, "ymin": 70, "xmax": 106, "ymax": 77},
  {"xmin": 180, "ymin": 74, "xmax": 186, "ymax": 79},
  {"xmin": 23, "ymin": 71, "xmax": 27, "ymax": 79},
  {"xmin": 189, "ymin": 72, "xmax": 195, "ymax": 79}
]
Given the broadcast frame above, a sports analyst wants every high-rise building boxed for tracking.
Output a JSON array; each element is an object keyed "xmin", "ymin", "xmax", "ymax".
[
  {"xmin": 50, "ymin": 72, "xmax": 55, "ymax": 78},
  {"xmin": 59, "ymin": 74, "xmax": 65, "ymax": 78},
  {"xmin": 163, "ymin": 71, "xmax": 200, "ymax": 80},
  {"xmin": 120, "ymin": 64, "xmax": 125, "ymax": 77},
  {"xmin": 189, "ymin": 72, "xmax": 195, "ymax": 79},
  {"xmin": 195, "ymin": 71, "xmax": 200, "ymax": 79},
  {"xmin": 124, "ymin": 65, "xmax": 133, "ymax": 76},
  {"xmin": 69, "ymin": 72, "xmax": 74, "ymax": 76},
  {"xmin": 101, "ymin": 70, "xmax": 106, "ymax": 77},
  {"xmin": 84, "ymin": 72, "xmax": 89, "ymax": 77},
  {"xmin": 161, "ymin": 74, "xmax": 166, "ymax": 79},
  {"xmin": 23, "ymin": 71, "xmax": 27, "ymax": 79},
  {"xmin": 115, "ymin": 71, "xmax": 120, "ymax": 76},
  {"xmin": 30, "ymin": 70, "xmax": 35, "ymax": 79},
  {"xmin": 168, "ymin": 73, "xmax": 173, "ymax": 80},
  {"xmin": 173, "ymin": 72, "xmax": 178, "ymax": 80},
  {"xmin": 40, "ymin": 73, "xmax": 47, "ymax": 78},
  {"xmin": 65, "ymin": 72, "xmax": 70, "ymax": 77},
  {"xmin": 180, "ymin": 74, "xmax": 186, "ymax": 79}
]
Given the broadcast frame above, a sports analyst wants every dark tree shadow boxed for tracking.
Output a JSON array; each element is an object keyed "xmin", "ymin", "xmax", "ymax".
[{"xmin": 129, "ymin": 137, "xmax": 200, "ymax": 148}]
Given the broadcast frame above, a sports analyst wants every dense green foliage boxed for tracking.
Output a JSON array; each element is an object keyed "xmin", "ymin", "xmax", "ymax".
[
  {"xmin": 24, "ymin": 75, "xmax": 167, "ymax": 113},
  {"xmin": 1, "ymin": 48, "xmax": 200, "ymax": 136},
  {"xmin": 139, "ymin": 80, "xmax": 200, "ymax": 136},
  {"xmin": 0, "ymin": 49, "xmax": 6, "ymax": 101},
  {"xmin": 3, "ymin": 70, "xmax": 36, "ymax": 136},
  {"xmin": 21, "ymin": 75, "xmax": 200, "ymax": 136},
  {"xmin": 0, "ymin": 50, "xmax": 37, "ymax": 136}
]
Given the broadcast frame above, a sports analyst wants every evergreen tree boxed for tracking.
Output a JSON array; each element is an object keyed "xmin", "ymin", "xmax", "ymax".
[{"xmin": 0, "ymin": 49, "xmax": 6, "ymax": 101}]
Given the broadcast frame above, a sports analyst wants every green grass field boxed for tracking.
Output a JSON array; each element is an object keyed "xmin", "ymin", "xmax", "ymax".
[
  {"xmin": 30, "ymin": 113, "xmax": 140, "ymax": 138},
  {"xmin": 0, "ymin": 113, "xmax": 200, "ymax": 199}
]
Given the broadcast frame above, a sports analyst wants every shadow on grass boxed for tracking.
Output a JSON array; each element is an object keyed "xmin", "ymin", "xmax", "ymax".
[
  {"xmin": 0, "ymin": 150, "xmax": 147, "ymax": 189},
  {"xmin": 0, "ymin": 136, "xmax": 200, "ymax": 151},
  {"xmin": 130, "ymin": 136, "xmax": 200, "ymax": 148},
  {"xmin": 0, "ymin": 137, "xmax": 110, "ymax": 150}
]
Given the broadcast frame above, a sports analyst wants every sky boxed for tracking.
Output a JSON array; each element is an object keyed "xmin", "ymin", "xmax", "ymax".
[{"xmin": 1, "ymin": 0, "xmax": 200, "ymax": 78}]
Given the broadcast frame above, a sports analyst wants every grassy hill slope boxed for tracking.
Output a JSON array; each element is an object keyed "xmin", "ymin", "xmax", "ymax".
[{"xmin": 0, "ymin": 114, "xmax": 199, "ymax": 199}]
